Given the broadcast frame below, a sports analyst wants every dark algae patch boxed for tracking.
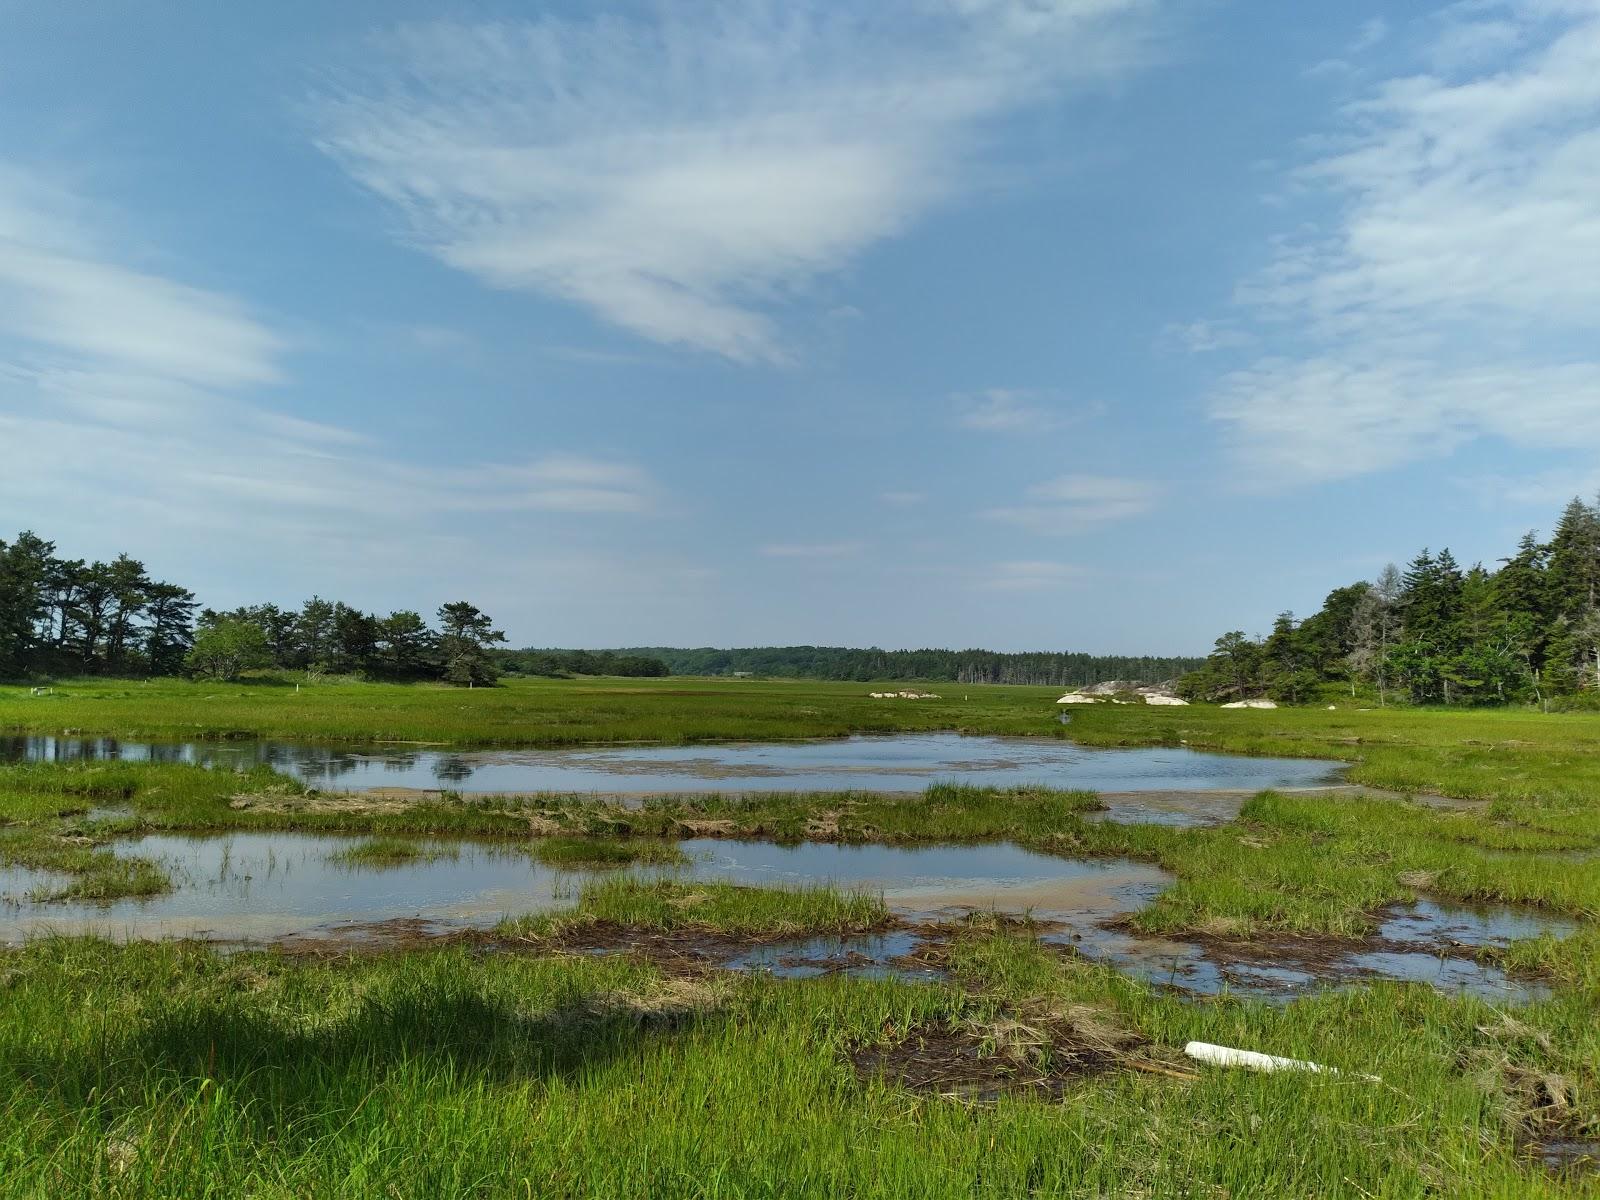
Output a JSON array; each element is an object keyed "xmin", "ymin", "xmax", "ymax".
[{"xmin": 849, "ymin": 1002, "xmax": 1154, "ymax": 1101}]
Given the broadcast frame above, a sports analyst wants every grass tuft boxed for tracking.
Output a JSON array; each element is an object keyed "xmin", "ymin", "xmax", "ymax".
[
  {"xmin": 529, "ymin": 836, "xmax": 688, "ymax": 868},
  {"xmin": 326, "ymin": 837, "xmax": 458, "ymax": 868},
  {"xmin": 504, "ymin": 877, "xmax": 889, "ymax": 940}
]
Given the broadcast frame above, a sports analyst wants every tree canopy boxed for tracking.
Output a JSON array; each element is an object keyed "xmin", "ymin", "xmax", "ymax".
[
  {"xmin": 572, "ymin": 646, "xmax": 1203, "ymax": 686},
  {"xmin": 0, "ymin": 529, "xmax": 534, "ymax": 688},
  {"xmin": 1179, "ymin": 495, "xmax": 1600, "ymax": 706}
]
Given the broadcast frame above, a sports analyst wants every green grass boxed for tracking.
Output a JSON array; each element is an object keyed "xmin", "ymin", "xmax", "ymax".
[
  {"xmin": 325, "ymin": 837, "xmax": 459, "ymax": 868},
  {"xmin": 0, "ymin": 674, "xmax": 1060, "ymax": 747},
  {"xmin": 0, "ymin": 932, "xmax": 1594, "ymax": 1197},
  {"xmin": 636, "ymin": 782, "xmax": 1105, "ymax": 844},
  {"xmin": 503, "ymin": 877, "xmax": 890, "ymax": 940},
  {"xmin": 1068, "ymin": 789, "xmax": 1600, "ymax": 943},
  {"xmin": 529, "ymin": 836, "xmax": 689, "ymax": 868},
  {"xmin": 0, "ymin": 826, "xmax": 170, "ymax": 902},
  {"xmin": 4, "ymin": 697, "xmax": 1600, "ymax": 1192},
  {"xmin": 1064, "ymin": 702, "xmax": 1600, "ymax": 810}
]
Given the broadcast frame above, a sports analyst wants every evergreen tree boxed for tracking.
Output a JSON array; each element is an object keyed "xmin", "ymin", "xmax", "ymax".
[
  {"xmin": 144, "ymin": 583, "xmax": 198, "ymax": 675},
  {"xmin": 0, "ymin": 532, "xmax": 55, "ymax": 676},
  {"xmin": 436, "ymin": 601, "xmax": 506, "ymax": 687},
  {"xmin": 1493, "ymin": 533, "xmax": 1549, "ymax": 626},
  {"xmin": 294, "ymin": 597, "xmax": 337, "ymax": 669},
  {"xmin": 1261, "ymin": 612, "xmax": 1319, "ymax": 703},
  {"xmin": 330, "ymin": 603, "xmax": 381, "ymax": 675},
  {"xmin": 378, "ymin": 611, "xmax": 435, "ymax": 678},
  {"xmin": 1546, "ymin": 498, "xmax": 1600, "ymax": 621}
]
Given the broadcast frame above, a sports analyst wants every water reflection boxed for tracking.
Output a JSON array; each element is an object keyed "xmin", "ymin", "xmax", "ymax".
[
  {"xmin": 0, "ymin": 834, "xmax": 1162, "ymax": 945},
  {"xmin": 0, "ymin": 827, "xmax": 1575, "ymax": 1004},
  {"xmin": 0, "ymin": 732, "xmax": 1343, "ymax": 796},
  {"xmin": 1050, "ymin": 899, "xmax": 1577, "ymax": 1005}
]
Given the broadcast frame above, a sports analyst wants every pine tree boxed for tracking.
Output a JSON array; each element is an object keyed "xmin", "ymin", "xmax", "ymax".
[
  {"xmin": 0, "ymin": 532, "xmax": 55, "ymax": 676},
  {"xmin": 437, "ymin": 601, "xmax": 507, "ymax": 687},
  {"xmin": 1546, "ymin": 498, "xmax": 1600, "ymax": 621}
]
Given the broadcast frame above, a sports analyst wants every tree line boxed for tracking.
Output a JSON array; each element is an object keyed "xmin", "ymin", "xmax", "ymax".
[
  {"xmin": 599, "ymin": 646, "xmax": 1204, "ymax": 686},
  {"xmin": 0, "ymin": 530, "xmax": 512, "ymax": 686},
  {"xmin": 199, "ymin": 599, "xmax": 509, "ymax": 686},
  {"xmin": 495, "ymin": 649, "xmax": 670, "ymax": 678},
  {"xmin": 0, "ymin": 534, "xmax": 197, "ymax": 677},
  {"xmin": 6, "ymin": 528, "xmax": 1205, "ymax": 690},
  {"xmin": 1179, "ymin": 496, "xmax": 1600, "ymax": 707}
]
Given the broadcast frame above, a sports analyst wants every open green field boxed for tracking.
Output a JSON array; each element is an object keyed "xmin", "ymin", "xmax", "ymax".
[
  {"xmin": 3, "ymin": 909, "xmax": 1596, "ymax": 1197},
  {"xmin": 0, "ymin": 675, "xmax": 1058, "ymax": 746},
  {"xmin": 3, "ymin": 682, "xmax": 1600, "ymax": 1195}
]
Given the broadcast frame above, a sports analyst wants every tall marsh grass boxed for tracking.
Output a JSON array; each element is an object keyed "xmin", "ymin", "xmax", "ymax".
[{"xmin": 0, "ymin": 933, "xmax": 1593, "ymax": 1197}]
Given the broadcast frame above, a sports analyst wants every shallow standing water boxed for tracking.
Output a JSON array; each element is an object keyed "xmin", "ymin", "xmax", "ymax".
[
  {"xmin": 0, "ymin": 833, "xmax": 1167, "ymax": 944},
  {"xmin": 1, "ymin": 732, "xmax": 1342, "ymax": 795},
  {"xmin": 0, "ymin": 830, "xmax": 1574, "ymax": 1004},
  {"xmin": 6, "ymin": 731, "xmax": 1573, "ymax": 1003}
]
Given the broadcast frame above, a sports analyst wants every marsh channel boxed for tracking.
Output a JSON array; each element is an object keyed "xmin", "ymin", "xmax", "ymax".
[{"xmin": 1, "ymin": 732, "xmax": 1578, "ymax": 1003}]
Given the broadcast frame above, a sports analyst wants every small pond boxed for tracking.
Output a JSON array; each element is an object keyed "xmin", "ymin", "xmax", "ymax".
[
  {"xmin": 1, "ymin": 732, "xmax": 1341, "ymax": 797},
  {"xmin": 0, "ymin": 831, "xmax": 1574, "ymax": 1005},
  {"xmin": 0, "ymin": 834, "xmax": 1168, "ymax": 944}
]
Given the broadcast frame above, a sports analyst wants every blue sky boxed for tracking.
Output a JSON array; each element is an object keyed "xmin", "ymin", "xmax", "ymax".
[{"xmin": 4, "ymin": 0, "xmax": 1599, "ymax": 653}]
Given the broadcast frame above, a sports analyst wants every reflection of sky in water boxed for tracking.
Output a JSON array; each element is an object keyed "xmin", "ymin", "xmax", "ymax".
[
  {"xmin": 0, "ymin": 835, "xmax": 1161, "ymax": 945},
  {"xmin": 0, "ymin": 825, "xmax": 1579, "ymax": 1005},
  {"xmin": 0, "ymin": 732, "xmax": 1342, "ymax": 795},
  {"xmin": 1, "ymin": 734, "xmax": 1572, "ymax": 1004},
  {"xmin": 1050, "ymin": 899, "xmax": 1576, "ymax": 1005}
]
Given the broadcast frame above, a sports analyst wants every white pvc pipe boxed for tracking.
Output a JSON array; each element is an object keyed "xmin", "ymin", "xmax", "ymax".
[{"xmin": 1183, "ymin": 1041, "xmax": 1379, "ymax": 1082}]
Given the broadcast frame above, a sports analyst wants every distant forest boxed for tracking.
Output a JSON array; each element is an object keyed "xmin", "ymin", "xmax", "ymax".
[
  {"xmin": 496, "ymin": 648, "xmax": 669, "ymax": 678},
  {"xmin": 578, "ymin": 646, "xmax": 1205, "ymax": 686},
  {"xmin": 1179, "ymin": 496, "xmax": 1600, "ymax": 707}
]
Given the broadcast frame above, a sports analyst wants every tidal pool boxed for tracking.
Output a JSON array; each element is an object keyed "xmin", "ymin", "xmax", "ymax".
[
  {"xmin": 0, "ymin": 830, "xmax": 1576, "ymax": 1004},
  {"xmin": 1047, "ymin": 899, "xmax": 1578, "ymax": 1005},
  {"xmin": 1, "ymin": 732, "xmax": 1341, "ymax": 796},
  {"xmin": 0, "ymin": 834, "xmax": 1169, "ymax": 945}
]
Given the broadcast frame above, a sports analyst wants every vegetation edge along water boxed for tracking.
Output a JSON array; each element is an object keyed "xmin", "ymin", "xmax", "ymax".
[{"xmin": 5, "ymin": 683, "xmax": 1600, "ymax": 1194}]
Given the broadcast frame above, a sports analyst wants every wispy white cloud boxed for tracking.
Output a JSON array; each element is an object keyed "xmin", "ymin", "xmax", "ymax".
[
  {"xmin": 1159, "ymin": 319, "xmax": 1251, "ymax": 354},
  {"xmin": 312, "ymin": 1, "xmax": 1162, "ymax": 363},
  {"xmin": 982, "ymin": 474, "xmax": 1159, "ymax": 532},
  {"xmin": 0, "ymin": 169, "xmax": 284, "ymax": 389},
  {"xmin": 0, "ymin": 167, "xmax": 660, "ymax": 582},
  {"xmin": 1427, "ymin": 14, "xmax": 1523, "ymax": 70},
  {"xmin": 1352, "ymin": 16, "xmax": 1390, "ymax": 53},
  {"xmin": 467, "ymin": 455, "xmax": 657, "ymax": 513},
  {"xmin": 1461, "ymin": 465, "xmax": 1600, "ymax": 512},
  {"xmin": 1308, "ymin": 15, "xmax": 1392, "ymax": 76},
  {"xmin": 1214, "ymin": 357, "xmax": 1600, "ymax": 486},
  {"xmin": 955, "ymin": 388, "xmax": 1078, "ymax": 433},
  {"xmin": 1210, "ymin": 1, "xmax": 1600, "ymax": 486}
]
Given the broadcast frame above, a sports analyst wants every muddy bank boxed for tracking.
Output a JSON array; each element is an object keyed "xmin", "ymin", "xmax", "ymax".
[
  {"xmin": 228, "ymin": 781, "xmax": 1457, "ymax": 833},
  {"xmin": 250, "ymin": 889, "xmax": 1577, "ymax": 1008},
  {"xmin": 848, "ymin": 1002, "xmax": 1160, "ymax": 1100},
  {"xmin": 1057, "ymin": 897, "xmax": 1576, "ymax": 1004},
  {"xmin": 3, "ymin": 823, "xmax": 1580, "ymax": 1005}
]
